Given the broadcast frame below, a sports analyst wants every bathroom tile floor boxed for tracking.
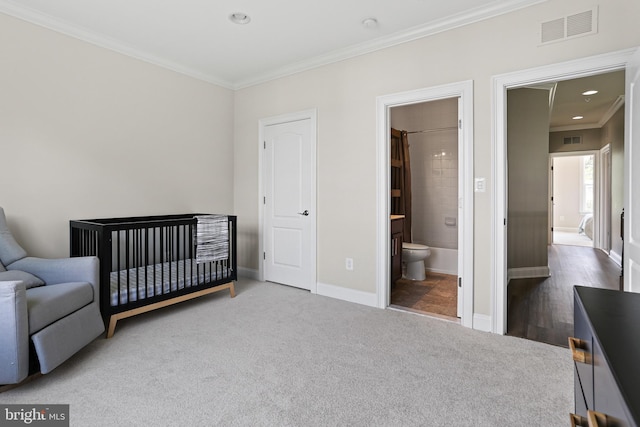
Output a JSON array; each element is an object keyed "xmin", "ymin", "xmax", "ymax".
[{"xmin": 391, "ymin": 272, "xmax": 458, "ymax": 319}]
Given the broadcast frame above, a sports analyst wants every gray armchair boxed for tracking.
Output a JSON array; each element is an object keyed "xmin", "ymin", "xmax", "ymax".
[{"xmin": 0, "ymin": 207, "xmax": 104, "ymax": 386}]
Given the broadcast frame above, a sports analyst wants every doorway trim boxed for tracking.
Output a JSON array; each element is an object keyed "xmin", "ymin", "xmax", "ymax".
[
  {"xmin": 258, "ymin": 108, "xmax": 318, "ymax": 293},
  {"xmin": 491, "ymin": 49, "xmax": 636, "ymax": 335},
  {"xmin": 599, "ymin": 144, "xmax": 612, "ymax": 255},
  {"xmin": 375, "ymin": 80, "xmax": 474, "ymax": 328}
]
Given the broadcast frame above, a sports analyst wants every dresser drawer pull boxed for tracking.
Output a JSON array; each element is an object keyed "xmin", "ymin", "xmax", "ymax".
[
  {"xmin": 570, "ymin": 413, "xmax": 588, "ymax": 426},
  {"xmin": 587, "ymin": 410, "xmax": 608, "ymax": 427},
  {"xmin": 568, "ymin": 337, "xmax": 591, "ymax": 364}
]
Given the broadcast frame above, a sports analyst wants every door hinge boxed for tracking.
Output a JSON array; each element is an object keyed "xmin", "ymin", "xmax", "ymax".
[
  {"xmin": 504, "ymin": 218, "xmax": 507, "ymax": 226},
  {"xmin": 458, "ymin": 277, "xmax": 462, "ymax": 288},
  {"xmin": 264, "ymin": 141, "xmax": 266, "ymax": 149},
  {"xmin": 263, "ymin": 196, "xmax": 266, "ymax": 204},
  {"xmin": 458, "ymin": 119, "xmax": 462, "ymax": 129},
  {"xmin": 263, "ymin": 252, "xmax": 266, "ymax": 260}
]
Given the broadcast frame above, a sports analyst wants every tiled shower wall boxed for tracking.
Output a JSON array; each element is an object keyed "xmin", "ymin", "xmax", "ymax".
[{"xmin": 391, "ymin": 98, "xmax": 458, "ymax": 250}]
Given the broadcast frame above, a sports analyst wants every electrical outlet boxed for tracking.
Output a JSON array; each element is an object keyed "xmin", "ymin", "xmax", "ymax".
[{"xmin": 345, "ymin": 258, "xmax": 354, "ymax": 271}]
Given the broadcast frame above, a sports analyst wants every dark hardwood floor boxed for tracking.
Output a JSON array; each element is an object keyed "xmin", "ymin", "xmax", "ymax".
[
  {"xmin": 507, "ymin": 244, "xmax": 621, "ymax": 347},
  {"xmin": 391, "ymin": 272, "xmax": 458, "ymax": 319}
]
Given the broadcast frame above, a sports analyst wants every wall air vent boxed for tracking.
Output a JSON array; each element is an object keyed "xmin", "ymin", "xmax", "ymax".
[
  {"xmin": 541, "ymin": 18, "xmax": 564, "ymax": 44},
  {"xmin": 563, "ymin": 136, "xmax": 582, "ymax": 145},
  {"xmin": 540, "ymin": 8, "xmax": 598, "ymax": 45}
]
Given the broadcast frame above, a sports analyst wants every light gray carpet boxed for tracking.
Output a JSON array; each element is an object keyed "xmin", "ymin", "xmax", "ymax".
[{"xmin": 2, "ymin": 279, "xmax": 573, "ymax": 426}]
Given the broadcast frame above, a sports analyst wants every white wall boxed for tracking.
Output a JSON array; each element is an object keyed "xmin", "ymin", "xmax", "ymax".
[
  {"xmin": 0, "ymin": 13, "xmax": 235, "ymax": 258},
  {"xmin": 234, "ymin": 0, "xmax": 640, "ymax": 315}
]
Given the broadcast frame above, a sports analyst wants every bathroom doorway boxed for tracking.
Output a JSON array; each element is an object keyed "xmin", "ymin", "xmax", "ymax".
[
  {"xmin": 389, "ymin": 98, "xmax": 460, "ymax": 320},
  {"xmin": 375, "ymin": 81, "xmax": 474, "ymax": 329}
]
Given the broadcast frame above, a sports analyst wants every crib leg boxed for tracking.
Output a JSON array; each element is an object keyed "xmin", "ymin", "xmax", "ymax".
[
  {"xmin": 229, "ymin": 281, "xmax": 236, "ymax": 298},
  {"xmin": 107, "ymin": 317, "xmax": 118, "ymax": 339}
]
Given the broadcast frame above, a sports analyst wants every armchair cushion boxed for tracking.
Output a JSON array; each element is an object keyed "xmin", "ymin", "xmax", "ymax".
[
  {"xmin": 0, "ymin": 270, "xmax": 44, "ymax": 289},
  {"xmin": 0, "ymin": 261, "xmax": 5, "ymax": 272},
  {"xmin": 0, "ymin": 208, "xmax": 27, "ymax": 266},
  {"xmin": 26, "ymin": 282, "xmax": 94, "ymax": 335}
]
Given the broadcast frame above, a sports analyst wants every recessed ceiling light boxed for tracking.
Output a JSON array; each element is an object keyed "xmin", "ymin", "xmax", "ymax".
[
  {"xmin": 362, "ymin": 18, "xmax": 378, "ymax": 29},
  {"xmin": 229, "ymin": 12, "xmax": 251, "ymax": 24},
  {"xmin": 582, "ymin": 90, "xmax": 598, "ymax": 96},
  {"xmin": 573, "ymin": 116, "xmax": 584, "ymax": 120}
]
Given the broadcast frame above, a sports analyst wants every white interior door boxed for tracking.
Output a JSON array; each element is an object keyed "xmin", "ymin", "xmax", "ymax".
[
  {"xmin": 625, "ymin": 48, "xmax": 640, "ymax": 292},
  {"xmin": 263, "ymin": 117, "xmax": 316, "ymax": 291}
]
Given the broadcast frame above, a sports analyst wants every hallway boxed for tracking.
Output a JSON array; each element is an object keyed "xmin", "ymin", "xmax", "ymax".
[{"xmin": 507, "ymin": 244, "xmax": 621, "ymax": 347}]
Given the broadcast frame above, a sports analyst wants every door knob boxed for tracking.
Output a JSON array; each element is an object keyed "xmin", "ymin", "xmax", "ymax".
[{"xmin": 298, "ymin": 210, "xmax": 309, "ymax": 216}]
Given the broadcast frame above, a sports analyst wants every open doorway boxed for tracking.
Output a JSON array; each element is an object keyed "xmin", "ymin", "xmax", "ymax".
[
  {"xmin": 551, "ymin": 153, "xmax": 597, "ymax": 248},
  {"xmin": 388, "ymin": 98, "xmax": 459, "ymax": 320},
  {"xmin": 505, "ymin": 71, "xmax": 624, "ymax": 347},
  {"xmin": 375, "ymin": 80, "xmax": 474, "ymax": 329}
]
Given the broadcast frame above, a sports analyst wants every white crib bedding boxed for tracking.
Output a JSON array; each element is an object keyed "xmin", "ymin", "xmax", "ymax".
[{"xmin": 109, "ymin": 259, "xmax": 222, "ymax": 306}]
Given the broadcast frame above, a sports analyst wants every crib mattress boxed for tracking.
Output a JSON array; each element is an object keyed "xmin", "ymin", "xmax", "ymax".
[{"xmin": 109, "ymin": 259, "xmax": 228, "ymax": 306}]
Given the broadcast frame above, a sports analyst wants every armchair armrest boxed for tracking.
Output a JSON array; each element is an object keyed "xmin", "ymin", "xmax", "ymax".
[
  {"xmin": 0, "ymin": 281, "xmax": 29, "ymax": 385},
  {"xmin": 8, "ymin": 256, "xmax": 100, "ymax": 304}
]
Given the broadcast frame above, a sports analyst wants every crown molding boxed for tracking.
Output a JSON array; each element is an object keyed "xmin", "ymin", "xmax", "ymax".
[
  {"xmin": 550, "ymin": 123, "xmax": 602, "ymax": 132},
  {"xmin": 0, "ymin": 0, "xmax": 546, "ymax": 91},
  {"xmin": 598, "ymin": 94, "xmax": 625, "ymax": 127},
  {"xmin": 233, "ymin": 0, "xmax": 547, "ymax": 89}
]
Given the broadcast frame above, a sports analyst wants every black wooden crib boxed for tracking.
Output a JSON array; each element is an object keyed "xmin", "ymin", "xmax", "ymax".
[{"xmin": 70, "ymin": 214, "xmax": 237, "ymax": 338}]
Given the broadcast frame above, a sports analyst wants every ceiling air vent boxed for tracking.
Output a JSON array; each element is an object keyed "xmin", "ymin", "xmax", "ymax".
[
  {"xmin": 540, "ymin": 8, "xmax": 598, "ymax": 45},
  {"xmin": 563, "ymin": 136, "xmax": 582, "ymax": 145}
]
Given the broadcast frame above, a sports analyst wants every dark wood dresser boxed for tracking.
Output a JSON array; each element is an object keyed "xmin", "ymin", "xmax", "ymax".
[{"xmin": 571, "ymin": 286, "xmax": 640, "ymax": 426}]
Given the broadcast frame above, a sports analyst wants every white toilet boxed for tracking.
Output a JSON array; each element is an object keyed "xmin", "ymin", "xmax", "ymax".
[{"xmin": 402, "ymin": 243, "xmax": 431, "ymax": 281}]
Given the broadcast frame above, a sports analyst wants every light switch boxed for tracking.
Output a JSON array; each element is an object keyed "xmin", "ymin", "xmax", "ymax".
[{"xmin": 475, "ymin": 177, "xmax": 486, "ymax": 192}]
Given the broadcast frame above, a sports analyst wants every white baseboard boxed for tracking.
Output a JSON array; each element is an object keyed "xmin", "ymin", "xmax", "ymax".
[
  {"xmin": 554, "ymin": 227, "xmax": 578, "ymax": 233},
  {"xmin": 316, "ymin": 282, "xmax": 378, "ymax": 308},
  {"xmin": 610, "ymin": 250, "xmax": 622, "ymax": 267},
  {"xmin": 507, "ymin": 266, "xmax": 550, "ymax": 281},
  {"xmin": 238, "ymin": 267, "xmax": 259, "ymax": 280},
  {"xmin": 473, "ymin": 313, "xmax": 492, "ymax": 332},
  {"xmin": 426, "ymin": 267, "xmax": 458, "ymax": 276}
]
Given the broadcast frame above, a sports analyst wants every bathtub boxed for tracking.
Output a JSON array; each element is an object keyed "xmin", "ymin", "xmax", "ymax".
[{"xmin": 423, "ymin": 247, "xmax": 458, "ymax": 276}]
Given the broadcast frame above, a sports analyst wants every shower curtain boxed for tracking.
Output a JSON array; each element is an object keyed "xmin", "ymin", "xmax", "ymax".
[{"xmin": 391, "ymin": 128, "xmax": 412, "ymax": 242}]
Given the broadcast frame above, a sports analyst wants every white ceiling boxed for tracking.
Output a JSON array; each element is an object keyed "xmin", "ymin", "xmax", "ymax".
[
  {"xmin": 0, "ymin": 0, "xmax": 544, "ymax": 89},
  {"xmin": 548, "ymin": 71, "xmax": 625, "ymax": 130},
  {"xmin": 525, "ymin": 71, "xmax": 626, "ymax": 131}
]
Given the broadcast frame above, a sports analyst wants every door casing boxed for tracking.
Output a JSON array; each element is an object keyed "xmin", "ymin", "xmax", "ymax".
[
  {"xmin": 549, "ymin": 151, "xmax": 600, "ymax": 248},
  {"xmin": 376, "ymin": 80, "xmax": 474, "ymax": 329},
  {"xmin": 492, "ymin": 48, "xmax": 637, "ymax": 334}
]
